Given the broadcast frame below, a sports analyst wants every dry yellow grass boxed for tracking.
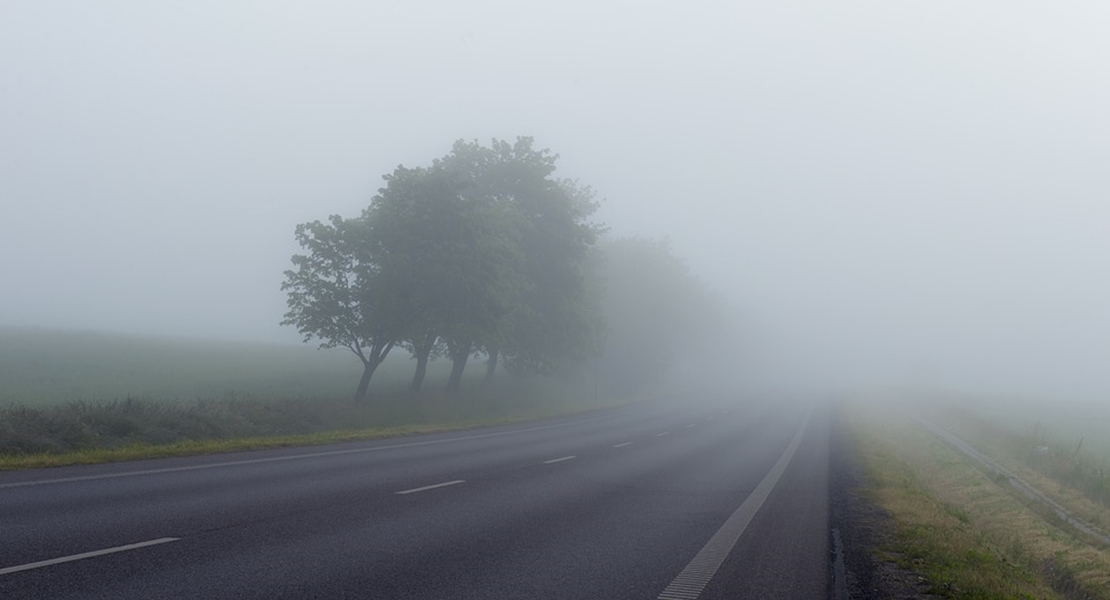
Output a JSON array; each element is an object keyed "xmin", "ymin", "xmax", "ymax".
[
  {"xmin": 847, "ymin": 399, "xmax": 1110, "ymax": 599},
  {"xmin": 923, "ymin": 404, "xmax": 1110, "ymax": 541}
]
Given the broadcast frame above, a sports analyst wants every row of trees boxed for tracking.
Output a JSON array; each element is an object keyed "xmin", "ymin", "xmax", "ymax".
[
  {"xmin": 282, "ymin": 137, "xmax": 725, "ymax": 401},
  {"xmin": 282, "ymin": 138, "xmax": 604, "ymax": 401}
]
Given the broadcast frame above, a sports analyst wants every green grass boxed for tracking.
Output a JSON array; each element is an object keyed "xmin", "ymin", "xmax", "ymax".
[
  {"xmin": 0, "ymin": 326, "xmax": 418, "ymax": 405},
  {"xmin": 927, "ymin": 392, "xmax": 1110, "ymax": 462},
  {"xmin": 0, "ymin": 326, "xmax": 635, "ymax": 469},
  {"xmin": 847, "ymin": 399, "xmax": 1110, "ymax": 599},
  {"xmin": 916, "ymin": 398, "xmax": 1110, "ymax": 512}
]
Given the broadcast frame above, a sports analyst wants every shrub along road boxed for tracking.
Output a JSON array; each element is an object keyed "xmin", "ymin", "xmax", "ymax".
[{"xmin": 0, "ymin": 394, "xmax": 828, "ymax": 599}]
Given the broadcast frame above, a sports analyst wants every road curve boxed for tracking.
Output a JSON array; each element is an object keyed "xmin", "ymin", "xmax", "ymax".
[{"xmin": 0, "ymin": 394, "xmax": 828, "ymax": 599}]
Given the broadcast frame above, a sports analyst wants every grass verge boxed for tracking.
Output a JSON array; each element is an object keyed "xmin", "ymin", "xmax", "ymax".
[
  {"xmin": 0, "ymin": 378, "xmax": 640, "ymax": 471},
  {"xmin": 919, "ymin": 401, "xmax": 1110, "ymax": 529},
  {"xmin": 845, "ymin": 398, "xmax": 1110, "ymax": 599},
  {"xmin": 0, "ymin": 419, "xmax": 513, "ymax": 471}
]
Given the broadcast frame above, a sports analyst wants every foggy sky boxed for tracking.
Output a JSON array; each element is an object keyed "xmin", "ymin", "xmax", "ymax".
[{"xmin": 2, "ymin": 1, "xmax": 1108, "ymax": 399}]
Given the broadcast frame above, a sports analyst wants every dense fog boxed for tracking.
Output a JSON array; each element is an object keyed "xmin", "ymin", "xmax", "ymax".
[{"xmin": 2, "ymin": 1, "xmax": 1108, "ymax": 401}]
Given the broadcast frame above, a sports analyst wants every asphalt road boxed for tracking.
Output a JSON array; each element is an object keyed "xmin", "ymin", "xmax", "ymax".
[{"xmin": 0, "ymin": 394, "xmax": 829, "ymax": 599}]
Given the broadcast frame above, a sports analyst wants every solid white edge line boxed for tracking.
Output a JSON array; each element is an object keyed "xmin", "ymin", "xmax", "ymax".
[
  {"xmin": 613, "ymin": 442, "xmax": 634, "ymax": 448},
  {"xmin": 542, "ymin": 455, "xmax": 577, "ymax": 464},
  {"xmin": 0, "ymin": 416, "xmax": 618, "ymax": 489},
  {"xmin": 656, "ymin": 408, "xmax": 812, "ymax": 600},
  {"xmin": 395, "ymin": 479, "xmax": 465, "ymax": 495},
  {"xmin": 0, "ymin": 537, "xmax": 180, "ymax": 576}
]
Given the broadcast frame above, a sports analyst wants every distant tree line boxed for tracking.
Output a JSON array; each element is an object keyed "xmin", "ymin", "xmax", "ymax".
[{"xmin": 282, "ymin": 137, "xmax": 724, "ymax": 402}]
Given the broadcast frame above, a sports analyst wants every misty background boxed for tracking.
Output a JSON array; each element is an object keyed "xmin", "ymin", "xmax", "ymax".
[{"xmin": 2, "ymin": 1, "xmax": 1108, "ymax": 400}]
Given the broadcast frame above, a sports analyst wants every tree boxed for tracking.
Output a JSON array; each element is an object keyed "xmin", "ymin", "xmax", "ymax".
[
  {"xmin": 435, "ymin": 138, "xmax": 606, "ymax": 380},
  {"xmin": 369, "ymin": 163, "xmax": 525, "ymax": 394},
  {"xmin": 283, "ymin": 136, "xmax": 605, "ymax": 398},
  {"xmin": 280, "ymin": 215, "xmax": 403, "ymax": 402}
]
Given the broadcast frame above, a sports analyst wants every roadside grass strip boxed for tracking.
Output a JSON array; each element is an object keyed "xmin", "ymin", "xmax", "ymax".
[
  {"xmin": 0, "ymin": 423, "xmax": 507, "ymax": 471},
  {"xmin": 0, "ymin": 392, "xmax": 644, "ymax": 471},
  {"xmin": 919, "ymin": 402, "xmax": 1110, "ymax": 544},
  {"xmin": 912, "ymin": 414, "xmax": 1110, "ymax": 547},
  {"xmin": 848, "ymin": 401, "xmax": 1110, "ymax": 599}
]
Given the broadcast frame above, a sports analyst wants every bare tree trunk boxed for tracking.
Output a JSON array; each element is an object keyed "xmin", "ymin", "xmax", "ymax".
[
  {"xmin": 409, "ymin": 333, "xmax": 438, "ymax": 393},
  {"xmin": 354, "ymin": 361, "xmax": 377, "ymax": 402},
  {"xmin": 483, "ymin": 347, "xmax": 499, "ymax": 386},
  {"xmin": 446, "ymin": 339, "xmax": 471, "ymax": 394},
  {"xmin": 353, "ymin": 340, "xmax": 395, "ymax": 403},
  {"xmin": 410, "ymin": 352, "xmax": 430, "ymax": 393}
]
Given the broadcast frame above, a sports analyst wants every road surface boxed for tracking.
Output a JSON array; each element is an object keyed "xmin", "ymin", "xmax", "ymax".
[{"xmin": 0, "ymin": 394, "xmax": 829, "ymax": 599}]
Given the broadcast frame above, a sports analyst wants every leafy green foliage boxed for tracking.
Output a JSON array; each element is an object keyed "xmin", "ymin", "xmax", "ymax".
[
  {"xmin": 281, "ymin": 215, "xmax": 403, "ymax": 401},
  {"xmin": 282, "ymin": 137, "xmax": 612, "ymax": 399},
  {"xmin": 436, "ymin": 138, "xmax": 606, "ymax": 376}
]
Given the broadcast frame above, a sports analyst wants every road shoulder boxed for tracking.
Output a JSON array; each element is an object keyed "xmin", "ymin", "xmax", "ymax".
[{"xmin": 830, "ymin": 402, "xmax": 941, "ymax": 600}]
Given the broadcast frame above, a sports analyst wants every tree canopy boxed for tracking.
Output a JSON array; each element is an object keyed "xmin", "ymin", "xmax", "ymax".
[
  {"xmin": 282, "ymin": 137, "xmax": 607, "ymax": 400},
  {"xmin": 280, "ymin": 214, "xmax": 405, "ymax": 401}
]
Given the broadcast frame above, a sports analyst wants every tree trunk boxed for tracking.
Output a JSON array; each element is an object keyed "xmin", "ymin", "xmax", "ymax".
[
  {"xmin": 483, "ymin": 347, "xmax": 499, "ymax": 386},
  {"xmin": 410, "ymin": 350, "xmax": 431, "ymax": 393},
  {"xmin": 446, "ymin": 340, "xmax": 471, "ymax": 394},
  {"xmin": 354, "ymin": 360, "xmax": 378, "ymax": 403},
  {"xmin": 409, "ymin": 332, "xmax": 437, "ymax": 394},
  {"xmin": 353, "ymin": 340, "xmax": 394, "ymax": 403}
]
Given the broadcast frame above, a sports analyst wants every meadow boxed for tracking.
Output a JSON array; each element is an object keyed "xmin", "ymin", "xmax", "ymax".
[
  {"xmin": 927, "ymin": 391, "xmax": 1110, "ymax": 461},
  {"xmin": 1, "ymin": 326, "xmax": 370, "ymax": 405},
  {"xmin": 0, "ymin": 327, "xmax": 623, "ymax": 465}
]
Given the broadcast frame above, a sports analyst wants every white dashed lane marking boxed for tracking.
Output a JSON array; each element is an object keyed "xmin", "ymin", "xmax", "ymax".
[
  {"xmin": 395, "ymin": 480, "xmax": 465, "ymax": 495},
  {"xmin": 0, "ymin": 538, "xmax": 180, "ymax": 576}
]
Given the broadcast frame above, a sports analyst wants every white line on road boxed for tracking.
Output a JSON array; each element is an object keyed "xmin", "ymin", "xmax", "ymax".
[
  {"xmin": 542, "ymin": 456, "xmax": 577, "ymax": 464},
  {"xmin": 656, "ymin": 409, "xmax": 812, "ymax": 600},
  {"xmin": 686, "ymin": 424, "xmax": 697, "ymax": 428},
  {"xmin": 613, "ymin": 442, "xmax": 634, "ymax": 448},
  {"xmin": 0, "ymin": 538, "xmax": 180, "ymax": 577},
  {"xmin": 395, "ymin": 480, "xmax": 465, "ymax": 495},
  {"xmin": 656, "ymin": 431, "xmax": 671, "ymax": 437}
]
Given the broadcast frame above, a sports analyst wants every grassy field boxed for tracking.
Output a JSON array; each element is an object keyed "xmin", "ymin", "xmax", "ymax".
[
  {"xmin": 0, "ymin": 326, "xmax": 386, "ymax": 405},
  {"xmin": 921, "ymin": 391, "xmax": 1110, "ymax": 463},
  {"xmin": 846, "ymin": 396, "xmax": 1110, "ymax": 599},
  {"xmin": 0, "ymin": 327, "xmax": 629, "ymax": 468}
]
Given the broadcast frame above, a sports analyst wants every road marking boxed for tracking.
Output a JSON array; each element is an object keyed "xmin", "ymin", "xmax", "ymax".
[
  {"xmin": 543, "ymin": 455, "xmax": 577, "ymax": 464},
  {"xmin": 686, "ymin": 424, "xmax": 697, "ymax": 428},
  {"xmin": 656, "ymin": 409, "xmax": 812, "ymax": 600},
  {"xmin": 613, "ymin": 442, "xmax": 634, "ymax": 448},
  {"xmin": 395, "ymin": 479, "xmax": 465, "ymax": 495},
  {"xmin": 0, "ymin": 538, "xmax": 179, "ymax": 576},
  {"xmin": 656, "ymin": 431, "xmax": 671, "ymax": 437},
  {"xmin": 0, "ymin": 417, "xmax": 618, "ymax": 489}
]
